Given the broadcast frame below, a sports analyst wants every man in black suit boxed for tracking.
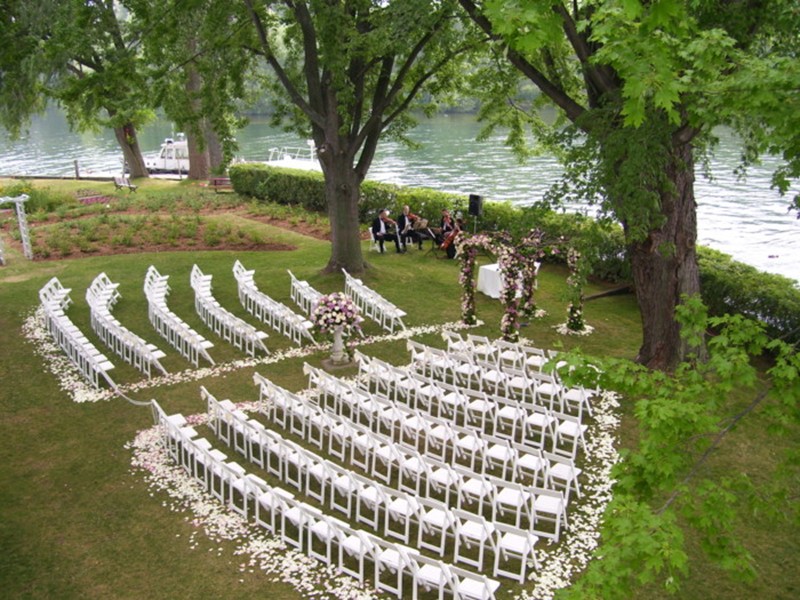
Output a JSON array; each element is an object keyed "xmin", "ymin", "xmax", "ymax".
[
  {"xmin": 371, "ymin": 209, "xmax": 402, "ymax": 253},
  {"xmin": 396, "ymin": 205, "xmax": 424, "ymax": 251}
]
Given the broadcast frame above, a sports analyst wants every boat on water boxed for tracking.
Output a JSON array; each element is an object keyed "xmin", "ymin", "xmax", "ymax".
[
  {"xmin": 144, "ymin": 133, "xmax": 190, "ymax": 174},
  {"xmin": 265, "ymin": 139, "xmax": 321, "ymax": 171},
  {"xmin": 145, "ymin": 134, "xmax": 320, "ymax": 174}
]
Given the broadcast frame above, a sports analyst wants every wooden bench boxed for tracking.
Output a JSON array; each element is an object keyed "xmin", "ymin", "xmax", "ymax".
[
  {"xmin": 209, "ymin": 177, "xmax": 233, "ymax": 193},
  {"xmin": 113, "ymin": 176, "xmax": 137, "ymax": 192}
]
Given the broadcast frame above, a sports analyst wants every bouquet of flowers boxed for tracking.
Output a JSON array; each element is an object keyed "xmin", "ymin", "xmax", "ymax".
[{"xmin": 311, "ymin": 292, "xmax": 363, "ymax": 358}]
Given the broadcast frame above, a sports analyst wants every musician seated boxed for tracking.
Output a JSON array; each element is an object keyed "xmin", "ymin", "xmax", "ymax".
[
  {"xmin": 371, "ymin": 208, "xmax": 402, "ymax": 254},
  {"xmin": 436, "ymin": 209, "xmax": 461, "ymax": 258},
  {"xmin": 396, "ymin": 204, "xmax": 425, "ymax": 251}
]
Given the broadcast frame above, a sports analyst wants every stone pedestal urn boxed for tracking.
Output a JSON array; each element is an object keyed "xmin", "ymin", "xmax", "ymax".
[{"xmin": 330, "ymin": 326, "xmax": 347, "ymax": 365}]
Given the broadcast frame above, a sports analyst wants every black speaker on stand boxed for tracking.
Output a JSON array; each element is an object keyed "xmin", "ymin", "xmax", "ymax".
[{"xmin": 468, "ymin": 194, "xmax": 482, "ymax": 233}]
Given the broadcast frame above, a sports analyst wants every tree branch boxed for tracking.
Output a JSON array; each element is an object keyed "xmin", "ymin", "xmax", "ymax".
[
  {"xmin": 655, "ymin": 388, "xmax": 770, "ymax": 515},
  {"xmin": 242, "ymin": 0, "xmax": 324, "ymax": 127},
  {"xmin": 458, "ymin": 0, "xmax": 587, "ymax": 124}
]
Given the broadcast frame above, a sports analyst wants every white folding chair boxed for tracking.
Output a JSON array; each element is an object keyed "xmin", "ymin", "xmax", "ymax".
[
  {"xmin": 505, "ymin": 366, "xmax": 537, "ymax": 405},
  {"xmin": 426, "ymin": 462, "xmax": 460, "ymax": 507},
  {"xmin": 306, "ymin": 459, "xmax": 335, "ymax": 504},
  {"xmin": 513, "ymin": 442, "xmax": 547, "ymax": 487},
  {"xmin": 454, "ymin": 430, "xmax": 488, "ymax": 473},
  {"xmin": 476, "ymin": 359, "xmax": 507, "ymax": 397},
  {"xmin": 254, "ymin": 486, "xmax": 294, "ymax": 534},
  {"xmin": 372, "ymin": 441, "xmax": 402, "ymax": 485},
  {"xmin": 494, "ymin": 396, "xmax": 526, "ymax": 441},
  {"xmin": 493, "ymin": 522, "xmax": 540, "ymax": 583},
  {"xmin": 531, "ymin": 486, "xmax": 567, "ymax": 542},
  {"xmin": 414, "ymin": 554, "xmax": 451, "ymax": 600},
  {"xmin": 483, "ymin": 435, "xmax": 517, "ymax": 481},
  {"xmin": 417, "ymin": 497, "xmax": 457, "ymax": 557},
  {"xmin": 309, "ymin": 514, "xmax": 347, "ymax": 565},
  {"xmin": 355, "ymin": 476, "xmax": 390, "ymax": 530},
  {"xmin": 441, "ymin": 329, "xmax": 470, "ymax": 353},
  {"xmin": 375, "ymin": 542, "xmax": 419, "ymax": 598},
  {"xmin": 466, "ymin": 334, "xmax": 496, "ymax": 362},
  {"xmin": 339, "ymin": 528, "xmax": 377, "ymax": 585},
  {"xmin": 446, "ymin": 564, "xmax": 501, "ymax": 600},
  {"xmin": 551, "ymin": 411, "xmax": 588, "ymax": 459},
  {"xmin": 331, "ymin": 468, "xmax": 360, "ymax": 517},
  {"xmin": 523, "ymin": 405, "xmax": 557, "ymax": 449},
  {"xmin": 544, "ymin": 451, "xmax": 583, "ymax": 501},
  {"xmin": 384, "ymin": 492, "xmax": 421, "ymax": 545},
  {"xmin": 493, "ymin": 339, "xmax": 526, "ymax": 370},
  {"xmin": 453, "ymin": 508, "xmax": 497, "ymax": 571},
  {"xmin": 491, "ymin": 478, "xmax": 533, "ymax": 529},
  {"xmin": 455, "ymin": 466, "xmax": 494, "ymax": 517},
  {"xmin": 399, "ymin": 450, "xmax": 431, "ymax": 497}
]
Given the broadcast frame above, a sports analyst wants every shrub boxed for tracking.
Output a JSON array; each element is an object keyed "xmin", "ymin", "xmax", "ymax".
[{"xmin": 698, "ymin": 247, "xmax": 800, "ymax": 345}]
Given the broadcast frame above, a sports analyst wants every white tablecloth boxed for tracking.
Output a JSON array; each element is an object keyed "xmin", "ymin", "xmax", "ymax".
[{"xmin": 477, "ymin": 263, "xmax": 502, "ymax": 299}]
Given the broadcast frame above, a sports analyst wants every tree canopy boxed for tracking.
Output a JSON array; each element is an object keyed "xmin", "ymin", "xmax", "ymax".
[
  {"xmin": 0, "ymin": 0, "xmax": 154, "ymax": 176},
  {"xmin": 238, "ymin": 0, "xmax": 478, "ymax": 272},
  {"xmin": 459, "ymin": 0, "xmax": 800, "ymax": 369}
]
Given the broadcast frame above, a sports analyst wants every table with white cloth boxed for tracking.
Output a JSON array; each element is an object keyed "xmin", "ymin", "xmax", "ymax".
[
  {"xmin": 477, "ymin": 262, "xmax": 539, "ymax": 299},
  {"xmin": 477, "ymin": 263, "xmax": 503, "ymax": 298}
]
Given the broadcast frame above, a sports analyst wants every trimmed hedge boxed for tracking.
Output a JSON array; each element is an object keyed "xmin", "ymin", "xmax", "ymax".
[
  {"xmin": 229, "ymin": 162, "xmax": 800, "ymax": 343},
  {"xmin": 698, "ymin": 247, "xmax": 800, "ymax": 345}
]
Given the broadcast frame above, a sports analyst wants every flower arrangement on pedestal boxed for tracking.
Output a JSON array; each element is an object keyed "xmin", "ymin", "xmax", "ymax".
[{"xmin": 310, "ymin": 292, "xmax": 363, "ymax": 363}]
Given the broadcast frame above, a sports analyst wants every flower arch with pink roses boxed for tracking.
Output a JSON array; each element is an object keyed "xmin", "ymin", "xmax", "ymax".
[{"xmin": 455, "ymin": 229, "xmax": 589, "ymax": 340}]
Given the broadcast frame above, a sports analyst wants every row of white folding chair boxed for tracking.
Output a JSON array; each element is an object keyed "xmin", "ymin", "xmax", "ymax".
[
  {"xmin": 208, "ymin": 389, "xmax": 482, "ymax": 548},
  {"xmin": 262, "ymin": 488, "xmax": 502, "ymax": 599},
  {"xmin": 287, "ymin": 269, "xmax": 323, "ymax": 316},
  {"xmin": 303, "ymin": 361, "xmax": 582, "ymax": 489},
  {"xmin": 38, "ymin": 276, "xmax": 73, "ymax": 310},
  {"xmin": 86, "ymin": 273, "xmax": 168, "ymax": 378},
  {"xmin": 255, "ymin": 370, "xmax": 579, "ymax": 529},
  {"xmin": 39, "ymin": 279, "xmax": 117, "ymax": 389},
  {"xmin": 446, "ymin": 333, "xmax": 596, "ymax": 416},
  {"xmin": 259, "ymin": 370, "xmax": 581, "ymax": 502},
  {"xmin": 144, "ymin": 266, "xmax": 215, "ymax": 366},
  {"xmin": 286, "ymin": 380, "xmax": 579, "ymax": 527},
  {"xmin": 356, "ymin": 350, "xmax": 586, "ymax": 459},
  {"xmin": 408, "ymin": 341, "xmax": 559, "ymax": 411},
  {"xmin": 191, "ymin": 264, "xmax": 270, "ymax": 357},
  {"xmin": 211, "ymin": 389, "xmax": 544, "ymax": 580},
  {"xmin": 201, "ymin": 390, "xmax": 552, "ymax": 582},
  {"xmin": 342, "ymin": 269, "xmax": 407, "ymax": 333},
  {"xmin": 407, "ymin": 340, "xmax": 592, "ymax": 422},
  {"xmin": 233, "ymin": 260, "xmax": 315, "ymax": 345}
]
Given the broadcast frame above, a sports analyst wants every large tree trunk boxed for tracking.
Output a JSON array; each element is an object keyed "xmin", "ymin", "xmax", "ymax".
[
  {"xmin": 320, "ymin": 148, "xmax": 366, "ymax": 274},
  {"xmin": 629, "ymin": 140, "xmax": 703, "ymax": 370},
  {"xmin": 113, "ymin": 123, "xmax": 148, "ymax": 178},
  {"xmin": 205, "ymin": 122, "xmax": 224, "ymax": 173},
  {"xmin": 187, "ymin": 133, "xmax": 210, "ymax": 180}
]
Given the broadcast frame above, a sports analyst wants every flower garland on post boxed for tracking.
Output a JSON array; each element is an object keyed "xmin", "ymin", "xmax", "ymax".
[
  {"xmin": 310, "ymin": 292, "xmax": 363, "ymax": 362},
  {"xmin": 518, "ymin": 228, "xmax": 548, "ymax": 320},
  {"xmin": 455, "ymin": 233, "xmax": 492, "ymax": 326},
  {"xmin": 566, "ymin": 247, "xmax": 585, "ymax": 331},
  {"xmin": 497, "ymin": 244, "xmax": 523, "ymax": 341},
  {"xmin": 556, "ymin": 246, "xmax": 595, "ymax": 336}
]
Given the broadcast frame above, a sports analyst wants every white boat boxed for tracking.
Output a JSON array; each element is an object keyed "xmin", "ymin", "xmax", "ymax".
[
  {"xmin": 144, "ymin": 133, "xmax": 190, "ymax": 174},
  {"xmin": 266, "ymin": 139, "xmax": 321, "ymax": 171}
]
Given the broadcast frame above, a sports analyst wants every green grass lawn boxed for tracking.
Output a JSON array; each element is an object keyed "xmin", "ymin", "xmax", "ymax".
[{"xmin": 0, "ymin": 179, "xmax": 797, "ymax": 599}]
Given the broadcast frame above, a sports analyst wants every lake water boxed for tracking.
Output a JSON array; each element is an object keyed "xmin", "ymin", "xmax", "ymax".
[{"xmin": 1, "ymin": 110, "xmax": 797, "ymax": 284}]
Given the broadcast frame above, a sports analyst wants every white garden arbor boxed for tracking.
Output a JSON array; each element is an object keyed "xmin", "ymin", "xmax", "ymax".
[{"xmin": 0, "ymin": 194, "xmax": 33, "ymax": 263}]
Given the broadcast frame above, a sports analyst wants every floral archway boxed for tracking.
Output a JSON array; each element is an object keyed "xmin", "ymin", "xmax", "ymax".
[{"xmin": 455, "ymin": 229, "xmax": 591, "ymax": 340}]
